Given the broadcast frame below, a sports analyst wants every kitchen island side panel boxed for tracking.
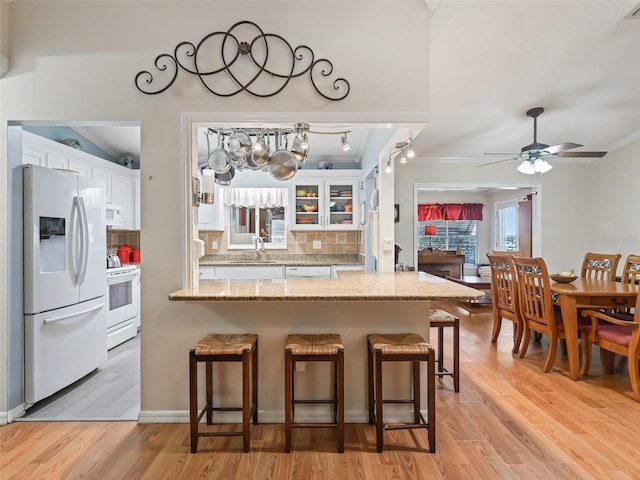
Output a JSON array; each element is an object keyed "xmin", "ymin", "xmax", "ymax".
[{"xmin": 139, "ymin": 300, "xmax": 432, "ymax": 423}]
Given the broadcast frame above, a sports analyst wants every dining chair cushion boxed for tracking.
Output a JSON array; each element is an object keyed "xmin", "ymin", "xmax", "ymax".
[{"xmin": 595, "ymin": 324, "xmax": 633, "ymax": 347}]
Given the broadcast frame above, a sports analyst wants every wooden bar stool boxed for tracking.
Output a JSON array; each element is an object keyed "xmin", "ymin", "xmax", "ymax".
[
  {"xmin": 367, "ymin": 333, "xmax": 435, "ymax": 453},
  {"xmin": 429, "ymin": 309, "xmax": 460, "ymax": 392},
  {"xmin": 284, "ymin": 333, "xmax": 345, "ymax": 453},
  {"xmin": 189, "ymin": 333, "xmax": 258, "ymax": 453}
]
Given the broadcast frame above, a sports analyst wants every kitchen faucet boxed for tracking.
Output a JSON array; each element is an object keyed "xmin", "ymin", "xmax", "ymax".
[{"xmin": 254, "ymin": 235, "xmax": 265, "ymax": 259}]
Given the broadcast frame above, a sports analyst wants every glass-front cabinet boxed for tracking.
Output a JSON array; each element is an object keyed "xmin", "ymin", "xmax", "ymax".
[{"xmin": 291, "ymin": 173, "xmax": 359, "ymax": 230}]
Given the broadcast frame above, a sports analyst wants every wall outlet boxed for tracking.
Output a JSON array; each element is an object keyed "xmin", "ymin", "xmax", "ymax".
[
  {"xmin": 296, "ymin": 362, "xmax": 306, "ymax": 372},
  {"xmin": 313, "ymin": 240, "xmax": 322, "ymax": 249},
  {"xmin": 211, "ymin": 240, "xmax": 218, "ymax": 250}
]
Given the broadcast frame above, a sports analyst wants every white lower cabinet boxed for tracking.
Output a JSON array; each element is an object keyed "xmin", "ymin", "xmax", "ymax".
[{"xmin": 200, "ymin": 265, "xmax": 285, "ymax": 280}]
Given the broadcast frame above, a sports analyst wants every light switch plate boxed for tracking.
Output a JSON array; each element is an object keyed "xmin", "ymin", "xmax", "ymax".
[
  {"xmin": 211, "ymin": 240, "xmax": 218, "ymax": 250},
  {"xmin": 313, "ymin": 240, "xmax": 321, "ymax": 249}
]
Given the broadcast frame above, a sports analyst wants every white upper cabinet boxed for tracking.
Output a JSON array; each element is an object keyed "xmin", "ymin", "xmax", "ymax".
[
  {"xmin": 290, "ymin": 171, "xmax": 360, "ymax": 230},
  {"xmin": 22, "ymin": 131, "xmax": 140, "ymax": 230},
  {"xmin": 197, "ymin": 184, "xmax": 224, "ymax": 231}
]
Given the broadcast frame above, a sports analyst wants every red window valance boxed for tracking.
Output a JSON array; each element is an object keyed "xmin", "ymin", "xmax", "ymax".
[{"xmin": 417, "ymin": 203, "xmax": 484, "ymax": 221}]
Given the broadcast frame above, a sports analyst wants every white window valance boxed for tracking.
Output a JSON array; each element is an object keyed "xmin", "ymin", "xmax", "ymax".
[{"xmin": 221, "ymin": 187, "xmax": 289, "ymax": 208}]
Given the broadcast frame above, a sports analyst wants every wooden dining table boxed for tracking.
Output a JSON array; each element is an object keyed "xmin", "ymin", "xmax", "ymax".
[{"xmin": 551, "ymin": 277, "xmax": 639, "ymax": 379}]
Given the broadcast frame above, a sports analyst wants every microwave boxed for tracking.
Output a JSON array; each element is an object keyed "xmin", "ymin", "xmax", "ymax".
[{"xmin": 105, "ymin": 204, "xmax": 123, "ymax": 226}]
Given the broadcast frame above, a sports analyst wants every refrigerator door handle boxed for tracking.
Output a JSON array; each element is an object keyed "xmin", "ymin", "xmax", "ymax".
[
  {"xmin": 78, "ymin": 196, "xmax": 89, "ymax": 284},
  {"xmin": 43, "ymin": 302, "xmax": 105, "ymax": 324},
  {"xmin": 72, "ymin": 196, "xmax": 82, "ymax": 285}
]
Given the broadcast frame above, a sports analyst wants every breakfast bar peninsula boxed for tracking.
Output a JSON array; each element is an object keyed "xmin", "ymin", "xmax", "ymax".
[{"xmin": 169, "ymin": 271, "xmax": 482, "ymax": 422}]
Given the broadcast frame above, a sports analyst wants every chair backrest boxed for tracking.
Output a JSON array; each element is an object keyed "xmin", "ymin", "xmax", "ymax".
[
  {"xmin": 491, "ymin": 250, "xmax": 525, "ymax": 257},
  {"xmin": 511, "ymin": 256, "xmax": 558, "ymax": 334},
  {"xmin": 620, "ymin": 254, "xmax": 640, "ymax": 285},
  {"xmin": 581, "ymin": 252, "xmax": 621, "ymax": 282},
  {"xmin": 487, "ymin": 253, "xmax": 520, "ymax": 317}
]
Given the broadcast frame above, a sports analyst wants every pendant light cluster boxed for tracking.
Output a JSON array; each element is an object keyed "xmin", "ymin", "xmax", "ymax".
[{"xmin": 385, "ymin": 138, "xmax": 415, "ymax": 173}]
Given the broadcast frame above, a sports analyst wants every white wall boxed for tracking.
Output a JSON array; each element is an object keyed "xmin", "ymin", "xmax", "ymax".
[
  {"xmin": 0, "ymin": 1, "xmax": 429, "ymax": 416},
  {"xmin": 588, "ymin": 138, "xmax": 640, "ymax": 262}
]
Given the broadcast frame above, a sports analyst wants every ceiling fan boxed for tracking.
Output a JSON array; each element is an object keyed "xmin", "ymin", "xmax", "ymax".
[{"xmin": 479, "ymin": 107, "xmax": 607, "ymax": 174}]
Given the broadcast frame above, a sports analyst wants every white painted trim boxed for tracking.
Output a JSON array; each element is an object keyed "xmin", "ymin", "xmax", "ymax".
[
  {"xmin": 0, "ymin": 55, "xmax": 8, "ymax": 78},
  {"xmin": 0, "ymin": 403, "xmax": 26, "ymax": 425}
]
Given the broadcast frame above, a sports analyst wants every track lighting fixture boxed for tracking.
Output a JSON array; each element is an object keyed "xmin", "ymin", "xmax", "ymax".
[
  {"xmin": 341, "ymin": 133, "xmax": 350, "ymax": 151},
  {"xmin": 387, "ymin": 137, "xmax": 415, "ymax": 170}
]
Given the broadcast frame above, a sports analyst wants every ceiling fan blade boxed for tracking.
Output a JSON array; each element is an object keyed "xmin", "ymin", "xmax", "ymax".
[
  {"xmin": 557, "ymin": 150, "xmax": 607, "ymax": 158},
  {"xmin": 476, "ymin": 157, "xmax": 517, "ymax": 168},
  {"xmin": 543, "ymin": 142, "xmax": 582, "ymax": 154}
]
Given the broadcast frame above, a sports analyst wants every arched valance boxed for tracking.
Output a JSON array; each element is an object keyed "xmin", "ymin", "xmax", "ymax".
[{"xmin": 221, "ymin": 188, "xmax": 289, "ymax": 208}]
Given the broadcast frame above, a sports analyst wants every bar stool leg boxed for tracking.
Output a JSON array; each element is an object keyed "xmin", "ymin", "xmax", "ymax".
[
  {"xmin": 367, "ymin": 344, "xmax": 375, "ymax": 425},
  {"xmin": 453, "ymin": 318, "xmax": 460, "ymax": 393},
  {"xmin": 427, "ymin": 349, "xmax": 436, "ymax": 453},
  {"xmin": 242, "ymin": 350, "xmax": 251, "ymax": 453},
  {"xmin": 189, "ymin": 350, "xmax": 198, "ymax": 453},
  {"xmin": 284, "ymin": 349, "xmax": 293, "ymax": 453},
  {"xmin": 205, "ymin": 361, "xmax": 213, "ymax": 424},
  {"xmin": 374, "ymin": 350, "xmax": 384, "ymax": 453},
  {"xmin": 337, "ymin": 348, "xmax": 345, "ymax": 453},
  {"xmin": 437, "ymin": 326, "xmax": 445, "ymax": 377},
  {"xmin": 252, "ymin": 339, "xmax": 259, "ymax": 424},
  {"xmin": 413, "ymin": 360, "xmax": 421, "ymax": 424}
]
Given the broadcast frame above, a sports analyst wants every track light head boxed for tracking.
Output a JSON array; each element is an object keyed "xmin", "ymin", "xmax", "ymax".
[{"xmin": 341, "ymin": 133, "xmax": 350, "ymax": 151}]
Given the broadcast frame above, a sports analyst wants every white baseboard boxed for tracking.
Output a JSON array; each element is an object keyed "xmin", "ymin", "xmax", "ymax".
[
  {"xmin": 0, "ymin": 403, "xmax": 27, "ymax": 425},
  {"xmin": 0, "ymin": 55, "xmax": 8, "ymax": 78}
]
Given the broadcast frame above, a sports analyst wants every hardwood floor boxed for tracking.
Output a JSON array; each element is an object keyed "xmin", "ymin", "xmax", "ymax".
[
  {"xmin": 18, "ymin": 335, "xmax": 140, "ymax": 421},
  {"xmin": 3, "ymin": 302, "xmax": 640, "ymax": 479}
]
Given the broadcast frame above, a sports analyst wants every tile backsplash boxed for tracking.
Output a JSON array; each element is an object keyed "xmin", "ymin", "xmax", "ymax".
[
  {"xmin": 199, "ymin": 229, "xmax": 363, "ymax": 256},
  {"xmin": 107, "ymin": 228, "xmax": 140, "ymax": 251}
]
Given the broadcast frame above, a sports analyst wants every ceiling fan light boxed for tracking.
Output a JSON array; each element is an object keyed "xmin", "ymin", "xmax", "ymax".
[
  {"xmin": 385, "ymin": 159, "xmax": 392, "ymax": 173},
  {"xmin": 400, "ymin": 150, "xmax": 407, "ymax": 163},
  {"xmin": 534, "ymin": 158, "xmax": 553, "ymax": 173},
  {"xmin": 517, "ymin": 160, "xmax": 536, "ymax": 175},
  {"xmin": 301, "ymin": 133, "xmax": 309, "ymax": 150}
]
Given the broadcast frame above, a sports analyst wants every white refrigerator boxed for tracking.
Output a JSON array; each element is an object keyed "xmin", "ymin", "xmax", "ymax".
[{"xmin": 23, "ymin": 164, "xmax": 108, "ymax": 405}]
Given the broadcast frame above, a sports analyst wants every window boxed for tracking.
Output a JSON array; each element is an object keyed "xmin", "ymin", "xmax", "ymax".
[
  {"xmin": 223, "ymin": 187, "xmax": 289, "ymax": 249},
  {"xmin": 228, "ymin": 206, "xmax": 286, "ymax": 249},
  {"xmin": 495, "ymin": 201, "xmax": 518, "ymax": 251},
  {"xmin": 419, "ymin": 220, "xmax": 477, "ymax": 265}
]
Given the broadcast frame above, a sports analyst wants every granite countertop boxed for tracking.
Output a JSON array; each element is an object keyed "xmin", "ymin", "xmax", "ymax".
[
  {"xmin": 199, "ymin": 253, "xmax": 363, "ymax": 267},
  {"xmin": 168, "ymin": 271, "xmax": 485, "ymax": 302}
]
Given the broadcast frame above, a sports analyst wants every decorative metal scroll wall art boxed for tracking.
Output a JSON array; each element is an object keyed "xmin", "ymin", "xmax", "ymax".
[{"xmin": 134, "ymin": 20, "xmax": 350, "ymax": 101}]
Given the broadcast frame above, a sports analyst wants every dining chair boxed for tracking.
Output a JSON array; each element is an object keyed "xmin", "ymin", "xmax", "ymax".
[
  {"xmin": 487, "ymin": 254, "xmax": 523, "ymax": 354},
  {"xmin": 512, "ymin": 256, "xmax": 589, "ymax": 372},
  {"xmin": 579, "ymin": 300, "xmax": 640, "ymax": 402},
  {"xmin": 620, "ymin": 254, "xmax": 640, "ymax": 285},
  {"xmin": 608, "ymin": 254, "xmax": 640, "ymax": 321},
  {"xmin": 580, "ymin": 252, "xmax": 622, "ymax": 281}
]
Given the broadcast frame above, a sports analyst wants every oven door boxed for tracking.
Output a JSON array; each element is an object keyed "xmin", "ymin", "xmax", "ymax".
[{"xmin": 106, "ymin": 271, "xmax": 137, "ymax": 327}]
